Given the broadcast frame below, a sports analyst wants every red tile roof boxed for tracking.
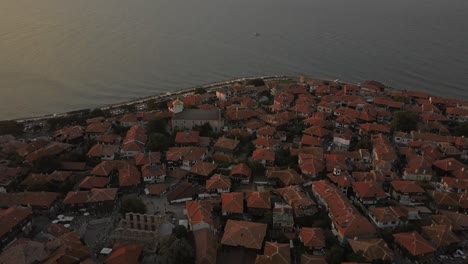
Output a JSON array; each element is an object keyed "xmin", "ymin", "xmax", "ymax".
[
  {"xmin": 352, "ymin": 182, "xmax": 387, "ymax": 199},
  {"xmin": 63, "ymin": 188, "xmax": 118, "ymax": 205},
  {"xmin": 246, "ymin": 191, "xmax": 271, "ymax": 209},
  {"xmin": 393, "ymin": 231, "xmax": 436, "ymax": 256},
  {"xmin": 186, "ymin": 200, "xmax": 214, "ymax": 228},
  {"xmin": 222, "ymin": 192, "xmax": 244, "ymax": 214},
  {"xmin": 206, "ymin": 174, "xmax": 231, "ymax": 190},
  {"xmin": 348, "ymin": 238, "xmax": 394, "ymax": 262},
  {"xmin": 421, "ymin": 225, "xmax": 460, "ymax": 248},
  {"xmin": 391, "ymin": 180, "xmax": 425, "ymax": 193},
  {"xmin": 0, "ymin": 192, "xmax": 59, "ymax": 209},
  {"xmin": 221, "ymin": 220, "xmax": 267, "ymax": 250},
  {"xmin": 175, "ymin": 131, "xmax": 200, "ymax": 144},
  {"xmin": 0, "ymin": 207, "xmax": 32, "ymax": 238},
  {"xmin": 104, "ymin": 243, "xmax": 144, "ymax": 264},
  {"xmin": 299, "ymin": 228, "xmax": 326, "ymax": 248},
  {"xmin": 193, "ymin": 228, "xmax": 217, "ymax": 264},
  {"xmin": 230, "ymin": 163, "xmax": 252, "ymax": 177},
  {"xmin": 252, "ymin": 149, "xmax": 275, "ymax": 162},
  {"xmin": 79, "ymin": 176, "xmax": 110, "ymax": 189},
  {"xmin": 190, "ymin": 162, "xmax": 218, "ymax": 177},
  {"xmin": 118, "ymin": 166, "xmax": 141, "ymax": 187},
  {"xmin": 256, "ymin": 242, "xmax": 291, "ymax": 264}
]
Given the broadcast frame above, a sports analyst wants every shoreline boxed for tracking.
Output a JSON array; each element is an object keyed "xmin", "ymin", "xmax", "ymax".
[{"xmin": 11, "ymin": 75, "xmax": 298, "ymax": 123}]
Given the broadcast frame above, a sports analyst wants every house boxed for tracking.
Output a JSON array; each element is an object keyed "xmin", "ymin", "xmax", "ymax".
[
  {"xmin": 245, "ymin": 191, "xmax": 271, "ymax": 218},
  {"xmin": 221, "ymin": 220, "xmax": 267, "ymax": 250},
  {"xmin": 119, "ymin": 113, "xmax": 139, "ymax": 127},
  {"xmin": 141, "ymin": 164, "xmax": 166, "ymax": 183},
  {"xmin": 118, "ymin": 165, "xmax": 141, "ymax": 189},
  {"xmin": 166, "ymin": 147, "xmax": 207, "ymax": 170},
  {"xmin": 229, "ymin": 163, "xmax": 252, "ymax": 184},
  {"xmin": 428, "ymin": 191, "xmax": 461, "ymax": 212},
  {"xmin": 368, "ymin": 206, "xmax": 408, "ymax": 229},
  {"xmin": 222, "ymin": 192, "xmax": 244, "ymax": 215},
  {"xmin": 87, "ymin": 144, "xmax": 119, "ymax": 161},
  {"xmin": 332, "ymin": 213, "xmax": 377, "ymax": 244},
  {"xmin": 272, "ymin": 202, "xmax": 294, "ymax": 232},
  {"xmin": 85, "ymin": 122, "xmax": 111, "ymax": 139},
  {"xmin": 53, "ymin": 125, "xmax": 85, "ymax": 144},
  {"xmin": 21, "ymin": 171, "xmax": 74, "ymax": 191},
  {"xmin": 0, "ymin": 206, "xmax": 33, "ymax": 250},
  {"xmin": 255, "ymin": 242, "xmax": 291, "ymax": 264},
  {"xmin": 421, "ymin": 225, "xmax": 460, "ymax": 252},
  {"xmin": 252, "ymin": 148, "xmax": 275, "ymax": 166},
  {"xmin": 390, "ymin": 180, "xmax": 427, "ymax": 206},
  {"xmin": 145, "ymin": 183, "xmax": 169, "ymax": 197},
  {"xmin": 0, "ymin": 192, "xmax": 60, "ymax": 214},
  {"xmin": 193, "ymin": 228, "xmax": 218, "ymax": 264},
  {"xmin": 300, "ymin": 254, "xmax": 327, "ymax": 264},
  {"xmin": 216, "ymin": 86, "xmax": 234, "ymax": 101},
  {"xmin": 79, "ymin": 176, "xmax": 110, "ymax": 190},
  {"xmin": 63, "ymin": 188, "xmax": 118, "ymax": 213},
  {"xmin": 104, "ymin": 243, "xmax": 144, "ymax": 264},
  {"xmin": 121, "ymin": 125, "xmax": 147, "ymax": 158},
  {"xmin": 266, "ymin": 168, "xmax": 305, "ymax": 187},
  {"xmin": 175, "ymin": 131, "xmax": 200, "ymax": 146},
  {"xmin": 189, "ymin": 162, "xmax": 218, "ymax": 182},
  {"xmin": 214, "ymin": 137, "xmax": 240, "ymax": 155},
  {"xmin": 299, "ymin": 228, "xmax": 326, "ymax": 254},
  {"xmin": 393, "ymin": 232, "xmax": 436, "ymax": 263},
  {"xmin": 351, "ymin": 181, "xmax": 387, "ymax": 207},
  {"xmin": 348, "ymin": 238, "xmax": 394, "ymax": 263},
  {"xmin": 166, "ymin": 181, "xmax": 200, "ymax": 204},
  {"xmin": 205, "ymin": 174, "xmax": 231, "ymax": 194},
  {"xmin": 134, "ymin": 152, "xmax": 161, "ymax": 166},
  {"xmin": 0, "ymin": 167, "xmax": 28, "ymax": 193},
  {"xmin": 439, "ymin": 177, "xmax": 468, "ymax": 193},
  {"xmin": 185, "ymin": 200, "xmax": 216, "ymax": 231},
  {"xmin": 298, "ymin": 153, "xmax": 325, "ymax": 178},
  {"xmin": 276, "ymin": 185, "xmax": 317, "ymax": 217}
]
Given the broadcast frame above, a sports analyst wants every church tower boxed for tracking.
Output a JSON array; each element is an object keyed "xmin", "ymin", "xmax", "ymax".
[{"xmin": 170, "ymin": 97, "xmax": 184, "ymax": 113}]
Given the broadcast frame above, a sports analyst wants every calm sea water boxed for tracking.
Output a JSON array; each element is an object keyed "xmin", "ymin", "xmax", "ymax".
[{"xmin": 1, "ymin": 0, "xmax": 467, "ymax": 119}]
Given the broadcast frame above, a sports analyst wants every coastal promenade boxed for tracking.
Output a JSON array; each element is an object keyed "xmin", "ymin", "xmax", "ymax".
[{"xmin": 13, "ymin": 75, "xmax": 296, "ymax": 124}]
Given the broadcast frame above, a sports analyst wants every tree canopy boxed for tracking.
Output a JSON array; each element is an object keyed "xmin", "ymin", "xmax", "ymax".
[
  {"xmin": 245, "ymin": 78, "xmax": 265, "ymax": 87},
  {"xmin": 453, "ymin": 122, "xmax": 468, "ymax": 137},
  {"xmin": 391, "ymin": 111, "xmax": 419, "ymax": 132},
  {"xmin": 194, "ymin": 87, "xmax": 207, "ymax": 95},
  {"xmin": 32, "ymin": 156, "xmax": 61, "ymax": 173},
  {"xmin": 120, "ymin": 197, "xmax": 147, "ymax": 216},
  {"xmin": 0, "ymin": 120, "xmax": 23, "ymax": 136},
  {"xmin": 147, "ymin": 132, "xmax": 172, "ymax": 152},
  {"xmin": 147, "ymin": 117, "xmax": 168, "ymax": 135}
]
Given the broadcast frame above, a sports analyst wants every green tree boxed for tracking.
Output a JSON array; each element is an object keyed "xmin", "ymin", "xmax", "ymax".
[
  {"xmin": 167, "ymin": 238, "xmax": 195, "ymax": 264},
  {"xmin": 454, "ymin": 122, "xmax": 468, "ymax": 137},
  {"xmin": 194, "ymin": 87, "xmax": 207, "ymax": 94},
  {"xmin": 355, "ymin": 135, "xmax": 372, "ymax": 150},
  {"xmin": 246, "ymin": 78, "xmax": 265, "ymax": 87},
  {"xmin": 120, "ymin": 197, "xmax": 147, "ymax": 216},
  {"xmin": 173, "ymin": 225, "xmax": 188, "ymax": 239},
  {"xmin": 89, "ymin": 108, "xmax": 105, "ymax": 118},
  {"xmin": 147, "ymin": 117, "xmax": 168, "ymax": 135},
  {"xmin": 197, "ymin": 122, "xmax": 213, "ymax": 137},
  {"xmin": 33, "ymin": 156, "xmax": 61, "ymax": 173},
  {"xmin": 391, "ymin": 111, "xmax": 419, "ymax": 132},
  {"xmin": 326, "ymin": 245, "xmax": 345, "ymax": 264},
  {"xmin": 147, "ymin": 133, "xmax": 172, "ymax": 152},
  {"xmin": 0, "ymin": 120, "xmax": 23, "ymax": 136}
]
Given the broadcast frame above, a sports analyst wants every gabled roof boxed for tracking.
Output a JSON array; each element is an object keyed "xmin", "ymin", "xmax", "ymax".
[
  {"xmin": 206, "ymin": 174, "xmax": 231, "ymax": 190},
  {"xmin": 266, "ymin": 168, "xmax": 305, "ymax": 186},
  {"xmin": 221, "ymin": 220, "xmax": 267, "ymax": 250},
  {"xmin": 214, "ymin": 137, "xmax": 240, "ymax": 150},
  {"xmin": 299, "ymin": 228, "xmax": 326, "ymax": 248},
  {"xmin": 193, "ymin": 228, "xmax": 217, "ymax": 264},
  {"xmin": 433, "ymin": 158, "xmax": 464, "ymax": 172},
  {"xmin": 104, "ymin": 243, "xmax": 144, "ymax": 264},
  {"xmin": 393, "ymin": 232, "xmax": 436, "ymax": 256},
  {"xmin": 348, "ymin": 238, "xmax": 394, "ymax": 262},
  {"xmin": 134, "ymin": 152, "xmax": 161, "ymax": 166},
  {"xmin": 0, "ymin": 207, "xmax": 33, "ymax": 238},
  {"xmin": 421, "ymin": 225, "xmax": 460, "ymax": 248},
  {"xmin": 186, "ymin": 200, "xmax": 214, "ymax": 228},
  {"xmin": 246, "ymin": 191, "xmax": 271, "ymax": 209},
  {"xmin": 301, "ymin": 254, "xmax": 328, "ymax": 264},
  {"xmin": 255, "ymin": 242, "xmax": 291, "ymax": 264},
  {"xmin": 190, "ymin": 162, "xmax": 218, "ymax": 177},
  {"xmin": 252, "ymin": 148, "xmax": 275, "ymax": 161},
  {"xmin": 352, "ymin": 182, "xmax": 387, "ymax": 199},
  {"xmin": 391, "ymin": 180, "xmax": 425, "ymax": 193},
  {"xmin": 118, "ymin": 166, "xmax": 141, "ymax": 187},
  {"xmin": 175, "ymin": 131, "xmax": 200, "ymax": 144},
  {"xmin": 63, "ymin": 188, "xmax": 118, "ymax": 204},
  {"xmin": 230, "ymin": 163, "xmax": 252, "ymax": 177},
  {"xmin": 0, "ymin": 192, "xmax": 60, "ymax": 209},
  {"xmin": 222, "ymin": 192, "xmax": 244, "ymax": 214}
]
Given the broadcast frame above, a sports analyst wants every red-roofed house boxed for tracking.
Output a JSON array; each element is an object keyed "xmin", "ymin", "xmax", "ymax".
[
  {"xmin": 299, "ymin": 228, "xmax": 326, "ymax": 254},
  {"xmin": 0, "ymin": 207, "xmax": 33, "ymax": 250},
  {"xmin": 221, "ymin": 220, "xmax": 267, "ymax": 250},
  {"xmin": 222, "ymin": 192, "xmax": 244, "ymax": 215},
  {"xmin": 205, "ymin": 174, "xmax": 231, "ymax": 194},
  {"xmin": 393, "ymin": 232, "xmax": 435, "ymax": 262},
  {"xmin": 351, "ymin": 182, "xmax": 387, "ymax": 207},
  {"xmin": 229, "ymin": 163, "xmax": 252, "ymax": 184},
  {"xmin": 104, "ymin": 243, "xmax": 143, "ymax": 264},
  {"xmin": 252, "ymin": 149, "xmax": 275, "ymax": 166},
  {"xmin": 391, "ymin": 180, "xmax": 427, "ymax": 206}
]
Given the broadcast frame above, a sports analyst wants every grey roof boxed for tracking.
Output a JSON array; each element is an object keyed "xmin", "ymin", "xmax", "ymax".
[{"xmin": 173, "ymin": 109, "xmax": 220, "ymax": 121}]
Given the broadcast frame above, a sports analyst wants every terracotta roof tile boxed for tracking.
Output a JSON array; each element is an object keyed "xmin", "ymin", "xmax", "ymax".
[
  {"xmin": 221, "ymin": 220, "xmax": 267, "ymax": 250},
  {"xmin": 393, "ymin": 231, "xmax": 436, "ymax": 256},
  {"xmin": 222, "ymin": 192, "xmax": 244, "ymax": 214}
]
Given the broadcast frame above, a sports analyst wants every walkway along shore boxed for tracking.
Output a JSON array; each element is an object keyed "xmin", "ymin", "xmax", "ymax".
[{"xmin": 12, "ymin": 75, "xmax": 297, "ymax": 123}]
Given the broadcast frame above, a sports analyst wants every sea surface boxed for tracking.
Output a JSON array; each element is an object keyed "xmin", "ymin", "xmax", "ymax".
[{"xmin": 1, "ymin": 0, "xmax": 467, "ymax": 120}]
